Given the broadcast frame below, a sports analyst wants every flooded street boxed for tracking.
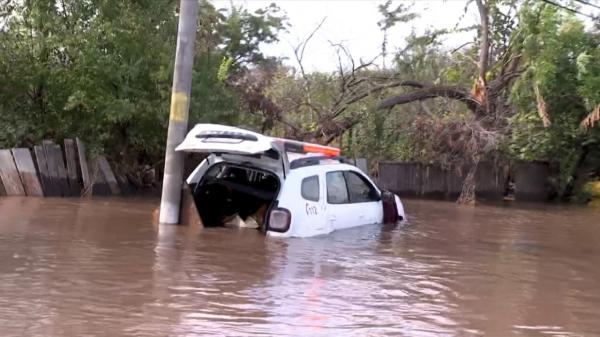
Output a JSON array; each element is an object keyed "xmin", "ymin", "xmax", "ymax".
[{"xmin": 0, "ymin": 197, "xmax": 599, "ymax": 336}]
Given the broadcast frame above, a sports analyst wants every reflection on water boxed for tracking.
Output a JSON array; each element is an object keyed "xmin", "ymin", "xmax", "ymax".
[{"xmin": 0, "ymin": 197, "xmax": 599, "ymax": 336}]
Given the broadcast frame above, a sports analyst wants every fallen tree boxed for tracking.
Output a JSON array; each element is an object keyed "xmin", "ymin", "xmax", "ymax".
[
  {"xmin": 377, "ymin": 0, "xmax": 524, "ymax": 204},
  {"xmin": 232, "ymin": 18, "xmax": 405, "ymax": 145}
]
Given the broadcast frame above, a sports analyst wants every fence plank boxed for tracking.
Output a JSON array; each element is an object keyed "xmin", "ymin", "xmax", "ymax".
[
  {"xmin": 377, "ymin": 162, "xmax": 395, "ymax": 191},
  {"xmin": 76, "ymin": 138, "xmax": 91, "ymax": 195},
  {"xmin": 11, "ymin": 148, "xmax": 44, "ymax": 196},
  {"xmin": 90, "ymin": 159, "xmax": 111, "ymax": 196},
  {"xmin": 402, "ymin": 163, "xmax": 421, "ymax": 196},
  {"xmin": 0, "ymin": 150, "xmax": 25, "ymax": 196},
  {"xmin": 44, "ymin": 142, "xmax": 70, "ymax": 196},
  {"xmin": 115, "ymin": 173, "xmax": 135, "ymax": 195},
  {"xmin": 355, "ymin": 158, "xmax": 368, "ymax": 173},
  {"xmin": 446, "ymin": 169, "xmax": 464, "ymax": 199},
  {"xmin": 97, "ymin": 156, "xmax": 121, "ymax": 195},
  {"xmin": 515, "ymin": 161, "xmax": 549, "ymax": 201},
  {"xmin": 475, "ymin": 162, "xmax": 506, "ymax": 201},
  {"xmin": 53, "ymin": 145, "xmax": 70, "ymax": 197},
  {"xmin": 378, "ymin": 162, "xmax": 422, "ymax": 196},
  {"xmin": 42, "ymin": 141, "xmax": 60, "ymax": 196},
  {"xmin": 378, "ymin": 162, "xmax": 502, "ymax": 200},
  {"xmin": 34, "ymin": 145, "xmax": 56, "ymax": 196},
  {"xmin": 64, "ymin": 139, "xmax": 81, "ymax": 196},
  {"xmin": 421, "ymin": 165, "xmax": 446, "ymax": 198}
]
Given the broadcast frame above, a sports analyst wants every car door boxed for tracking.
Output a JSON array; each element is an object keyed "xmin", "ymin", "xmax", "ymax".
[
  {"xmin": 299, "ymin": 173, "xmax": 330, "ymax": 236},
  {"xmin": 325, "ymin": 170, "xmax": 355, "ymax": 231},
  {"xmin": 326, "ymin": 169, "xmax": 383, "ymax": 231}
]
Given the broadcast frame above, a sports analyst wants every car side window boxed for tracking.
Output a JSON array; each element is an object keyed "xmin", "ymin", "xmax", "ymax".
[
  {"xmin": 326, "ymin": 171, "xmax": 349, "ymax": 204},
  {"xmin": 301, "ymin": 175, "xmax": 320, "ymax": 202},
  {"xmin": 345, "ymin": 171, "xmax": 379, "ymax": 203}
]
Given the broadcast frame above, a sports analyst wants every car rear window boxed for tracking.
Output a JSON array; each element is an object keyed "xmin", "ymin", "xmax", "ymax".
[{"xmin": 301, "ymin": 175, "xmax": 320, "ymax": 202}]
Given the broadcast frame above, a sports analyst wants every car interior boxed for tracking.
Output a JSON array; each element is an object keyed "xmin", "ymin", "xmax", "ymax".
[{"xmin": 191, "ymin": 163, "xmax": 280, "ymax": 229}]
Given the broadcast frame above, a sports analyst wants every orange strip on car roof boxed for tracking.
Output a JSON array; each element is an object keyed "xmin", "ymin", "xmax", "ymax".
[{"xmin": 302, "ymin": 144, "xmax": 340, "ymax": 157}]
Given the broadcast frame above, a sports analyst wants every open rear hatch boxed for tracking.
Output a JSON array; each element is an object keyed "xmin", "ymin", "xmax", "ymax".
[
  {"xmin": 176, "ymin": 123, "xmax": 341, "ymax": 170},
  {"xmin": 176, "ymin": 124, "xmax": 276, "ymax": 156},
  {"xmin": 176, "ymin": 124, "xmax": 284, "ymax": 229},
  {"xmin": 176, "ymin": 123, "xmax": 286, "ymax": 178},
  {"xmin": 191, "ymin": 162, "xmax": 280, "ymax": 228}
]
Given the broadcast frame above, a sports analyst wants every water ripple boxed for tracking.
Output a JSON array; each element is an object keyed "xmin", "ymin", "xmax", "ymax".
[{"xmin": 0, "ymin": 197, "xmax": 599, "ymax": 336}]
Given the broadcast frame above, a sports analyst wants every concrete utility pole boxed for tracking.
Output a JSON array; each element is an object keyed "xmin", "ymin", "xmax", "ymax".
[{"xmin": 159, "ymin": 0, "xmax": 199, "ymax": 224}]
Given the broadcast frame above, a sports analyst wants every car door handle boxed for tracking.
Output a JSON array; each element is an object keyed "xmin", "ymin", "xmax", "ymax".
[{"xmin": 328, "ymin": 215, "xmax": 336, "ymax": 222}]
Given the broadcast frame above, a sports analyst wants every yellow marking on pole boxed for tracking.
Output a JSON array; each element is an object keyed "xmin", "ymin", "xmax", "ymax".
[{"xmin": 169, "ymin": 92, "xmax": 189, "ymax": 122}]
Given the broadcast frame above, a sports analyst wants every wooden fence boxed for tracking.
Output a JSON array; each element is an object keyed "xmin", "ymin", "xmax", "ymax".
[
  {"xmin": 350, "ymin": 158, "xmax": 368, "ymax": 173},
  {"xmin": 0, "ymin": 138, "xmax": 121, "ymax": 197},
  {"xmin": 513, "ymin": 161, "xmax": 550, "ymax": 201},
  {"xmin": 378, "ymin": 161, "xmax": 550, "ymax": 201}
]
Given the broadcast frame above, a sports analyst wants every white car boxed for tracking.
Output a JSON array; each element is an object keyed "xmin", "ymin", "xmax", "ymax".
[{"xmin": 176, "ymin": 124, "xmax": 406, "ymax": 238}]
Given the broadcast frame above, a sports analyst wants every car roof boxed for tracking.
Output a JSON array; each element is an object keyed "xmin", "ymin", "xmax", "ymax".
[
  {"xmin": 288, "ymin": 155, "xmax": 352, "ymax": 169},
  {"xmin": 292, "ymin": 162, "xmax": 362, "ymax": 174},
  {"xmin": 289, "ymin": 162, "xmax": 379, "ymax": 190}
]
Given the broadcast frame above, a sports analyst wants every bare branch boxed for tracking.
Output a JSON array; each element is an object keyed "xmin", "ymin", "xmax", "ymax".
[
  {"xmin": 377, "ymin": 85, "xmax": 482, "ymax": 114},
  {"xmin": 488, "ymin": 70, "xmax": 522, "ymax": 93},
  {"xmin": 451, "ymin": 41, "xmax": 474, "ymax": 54},
  {"xmin": 298, "ymin": 17, "xmax": 327, "ymax": 63},
  {"xmin": 332, "ymin": 81, "xmax": 404, "ymax": 118},
  {"xmin": 291, "ymin": 18, "xmax": 326, "ymax": 119},
  {"xmin": 329, "ymin": 42, "xmax": 355, "ymax": 72}
]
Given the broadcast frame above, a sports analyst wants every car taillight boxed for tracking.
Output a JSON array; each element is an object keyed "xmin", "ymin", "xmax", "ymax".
[{"xmin": 268, "ymin": 208, "xmax": 291, "ymax": 233}]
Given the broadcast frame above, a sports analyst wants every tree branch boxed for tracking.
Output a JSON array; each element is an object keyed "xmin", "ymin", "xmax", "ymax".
[
  {"xmin": 332, "ymin": 81, "xmax": 403, "ymax": 118},
  {"xmin": 451, "ymin": 41, "xmax": 474, "ymax": 54},
  {"xmin": 400, "ymin": 80, "xmax": 427, "ymax": 88},
  {"xmin": 292, "ymin": 18, "xmax": 326, "ymax": 119},
  {"xmin": 377, "ymin": 85, "xmax": 482, "ymax": 114},
  {"xmin": 299, "ymin": 17, "xmax": 326, "ymax": 62}
]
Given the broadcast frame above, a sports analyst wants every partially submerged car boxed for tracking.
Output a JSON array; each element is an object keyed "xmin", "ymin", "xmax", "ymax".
[{"xmin": 176, "ymin": 124, "xmax": 405, "ymax": 237}]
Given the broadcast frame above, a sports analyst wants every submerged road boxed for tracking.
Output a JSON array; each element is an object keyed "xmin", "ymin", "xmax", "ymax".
[{"xmin": 0, "ymin": 197, "xmax": 599, "ymax": 336}]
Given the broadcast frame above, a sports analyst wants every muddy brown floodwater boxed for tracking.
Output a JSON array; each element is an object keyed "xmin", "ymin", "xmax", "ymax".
[{"xmin": 0, "ymin": 197, "xmax": 599, "ymax": 336}]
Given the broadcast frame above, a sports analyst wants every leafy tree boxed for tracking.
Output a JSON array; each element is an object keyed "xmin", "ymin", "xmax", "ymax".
[
  {"xmin": 377, "ymin": 0, "xmax": 417, "ymax": 68},
  {"xmin": 377, "ymin": 0, "xmax": 526, "ymax": 203},
  {"xmin": 375, "ymin": 0, "xmax": 600, "ymax": 202},
  {"xmin": 0, "ymin": 0, "xmax": 286, "ymax": 179},
  {"xmin": 508, "ymin": 3, "xmax": 600, "ymax": 198}
]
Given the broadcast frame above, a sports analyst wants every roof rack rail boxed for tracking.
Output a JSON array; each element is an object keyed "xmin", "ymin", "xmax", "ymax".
[{"xmin": 289, "ymin": 156, "xmax": 351, "ymax": 169}]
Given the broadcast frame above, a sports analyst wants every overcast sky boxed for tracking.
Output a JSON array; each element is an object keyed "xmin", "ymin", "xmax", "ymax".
[{"xmin": 213, "ymin": 0, "xmax": 480, "ymax": 72}]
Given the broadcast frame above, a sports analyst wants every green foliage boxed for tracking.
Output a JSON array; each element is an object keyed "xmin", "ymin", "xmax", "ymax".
[
  {"xmin": 0, "ymin": 0, "xmax": 286, "ymax": 169},
  {"xmin": 190, "ymin": 53, "xmax": 240, "ymax": 126},
  {"xmin": 377, "ymin": 0, "xmax": 418, "ymax": 31},
  {"xmin": 508, "ymin": 2, "xmax": 600, "ymax": 197},
  {"xmin": 1, "ymin": 0, "xmax": 177, "ymax": 158},
  {"xmin": 216, "ymin": 3, "xmax": 287, "ymax": 67},
  {"xmin": 576, "ymin": 48, "xmax": 600, "ymax": 109},
  {"xmin": 217, "ymin": 56, "xmax": 233, "ymax": 83}
]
